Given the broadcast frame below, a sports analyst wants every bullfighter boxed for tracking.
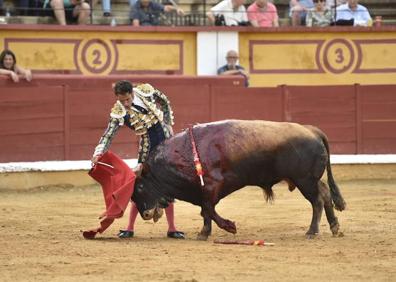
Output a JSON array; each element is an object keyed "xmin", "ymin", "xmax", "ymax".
[{"xmin": 91, "ymin": 80, "xmax": 185, "ymax": 239}]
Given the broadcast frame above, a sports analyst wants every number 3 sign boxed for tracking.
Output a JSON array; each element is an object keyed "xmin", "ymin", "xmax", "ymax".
[{"xmin": 322, "ymin": 39, "xmax": 355, "ymax": 74}]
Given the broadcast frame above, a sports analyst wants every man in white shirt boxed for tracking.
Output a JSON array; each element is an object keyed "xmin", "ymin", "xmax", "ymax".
[
  {"xmin": 336, "ymin": 0, "xmax": 371, "ymax": 26},
  {"xmin": 207, "ymin": 0, "xmax": 248, "ymax": 26}
]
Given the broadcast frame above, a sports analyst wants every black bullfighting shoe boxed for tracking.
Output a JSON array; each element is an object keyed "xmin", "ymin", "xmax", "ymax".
[
  {"xmin": 167, "ymin": 231, "xmax": 185, "ymax": 239},
  {"xmin": 118, "ymin": 230, "xmax": 134, "ymax": 238}
]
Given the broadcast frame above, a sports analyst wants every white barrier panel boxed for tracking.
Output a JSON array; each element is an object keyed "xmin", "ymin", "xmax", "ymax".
[
  {"xmin": 197, "ymin": 31, "xmax": 239, "ymax": 75},
  {"xmin": 330, "ymin": 155, "xmax": 396, "ymax": 164}
]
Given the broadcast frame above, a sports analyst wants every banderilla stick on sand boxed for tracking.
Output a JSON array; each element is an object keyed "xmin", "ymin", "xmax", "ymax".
[{"xmin": 214, "ymin": 239, "xmax": 275, "ymax": 246}]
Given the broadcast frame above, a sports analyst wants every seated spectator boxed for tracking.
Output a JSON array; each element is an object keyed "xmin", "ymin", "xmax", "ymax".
[
  {"xmin": 336, "ymin": 0, "xmax": 371, "ymax": 26},
  {"xmin": 130, "ymin": 0, "xmax": 184, "ymax": 26},
  {"xmin": 290, "ymin": 0, "xmax": 314, "ymax": 26},
  {"xmin": 218, "ymin": 50, "xmax": 249, "ymax": 87},
  {"xmin": 247, "ymin": 0, "xmax": 279, "ymax": 27},
  {"xmin": 306, "ymin": 0, "xmax": 333, "ymax": 27},
  {"xmin": 42, "ymin": 0, "xmax": 90, "ymax": 25},
  {"xmin": 207, "ymin": 0, "xmax": 248, "ymax": 26},
  {"xmin": 0, "ymin": 50, "xmax": 32, "ymax": 82}
]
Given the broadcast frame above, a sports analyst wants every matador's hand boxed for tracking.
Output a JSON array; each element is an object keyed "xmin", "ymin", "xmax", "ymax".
[
  {"xmin": 133, "ymin": 163, "xmax": 143, "ymax": 177},
  {"xmin": 91, "ymin": 155, "xmax": 100, "ymax": 166}
]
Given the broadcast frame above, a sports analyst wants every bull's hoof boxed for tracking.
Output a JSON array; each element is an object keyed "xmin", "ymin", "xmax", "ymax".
[
  {"xmin": 305, "ymin": 233, "xmax": 319, "ymax": 239},
  {"xmin": 330, "ymin": 221, "xmax": 340, "ymax": 236},
  {"xmin": 333, "ymin": 231, "xmax": 344, "ymax": 238},
  {"xmin": 305, "ymin": 227, "xmax": 319, "ymax": 239},
  {"xmin": 197, "ymin": 233, "xmax": 209, "ymax": 241},
  {"xmin": 221, "ymin": 220, "xmax": 237, "ymax": 234}
]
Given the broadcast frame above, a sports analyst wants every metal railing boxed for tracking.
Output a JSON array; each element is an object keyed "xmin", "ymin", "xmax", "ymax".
[{"xmin": 1, "ymin": 3, "xmax": 396, "ymax": 26}]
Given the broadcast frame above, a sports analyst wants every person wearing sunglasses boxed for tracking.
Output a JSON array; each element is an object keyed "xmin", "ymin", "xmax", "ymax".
[{"xmin": 306, "ymin": 0, "xmax": 334, "ymax": 27}]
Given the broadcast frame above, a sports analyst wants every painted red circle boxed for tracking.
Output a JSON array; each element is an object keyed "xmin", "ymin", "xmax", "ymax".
[{"xmin": 81, "ymin": 39, "xmax": 111, "ymax": 74}]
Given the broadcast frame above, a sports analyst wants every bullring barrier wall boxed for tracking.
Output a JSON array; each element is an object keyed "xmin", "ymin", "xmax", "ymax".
[
  {"xmin": 0, "ymin": 75, "xmax": 395, "ymax": 163},
  {"xmin": 1, "ymin": 25, "xmax": 396, "ymax": 87}
]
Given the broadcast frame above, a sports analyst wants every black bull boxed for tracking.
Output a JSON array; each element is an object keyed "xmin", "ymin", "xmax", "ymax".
[{"xmin": 132, "ymin": 120, "xmax": 346, "ymax": 240}]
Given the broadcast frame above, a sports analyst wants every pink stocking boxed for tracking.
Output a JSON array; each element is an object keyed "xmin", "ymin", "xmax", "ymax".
[
  {"xmin": 126, "ymin": 202, "xmax": 139, "ymax": 231},
  {"xmin": 165, "ymin": 202, "xmax": 177, "ymax": 232}
]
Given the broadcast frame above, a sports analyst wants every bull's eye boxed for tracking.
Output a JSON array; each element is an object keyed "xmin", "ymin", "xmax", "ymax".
[{"xmin": 136, "ymin": 183, "xmax": 144, "ymax": 193}]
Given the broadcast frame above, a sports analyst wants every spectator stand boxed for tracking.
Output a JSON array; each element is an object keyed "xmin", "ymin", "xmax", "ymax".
[{"xmin": 1, "ymin": 0, "xmax": 396, "ymax": 26}]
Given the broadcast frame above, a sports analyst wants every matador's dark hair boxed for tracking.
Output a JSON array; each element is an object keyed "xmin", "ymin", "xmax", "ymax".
[{"xmin": 114, "ymin": 80, "xmax": 133, "ymax": 95}]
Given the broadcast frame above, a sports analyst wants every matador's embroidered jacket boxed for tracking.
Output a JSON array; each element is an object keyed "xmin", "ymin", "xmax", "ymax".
[{"xmin": 93, "ymin": 84, "xmax": 174, "ymax": 163}]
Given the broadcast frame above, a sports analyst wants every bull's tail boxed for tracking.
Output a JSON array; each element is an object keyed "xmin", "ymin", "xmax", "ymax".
[
  {"xmin": 262, "ymin": 186, "xmax": 274, "ymax": 203},
  {"xmin": 309, "ymin": 126, "xmax": 346, "ymax": 211}
]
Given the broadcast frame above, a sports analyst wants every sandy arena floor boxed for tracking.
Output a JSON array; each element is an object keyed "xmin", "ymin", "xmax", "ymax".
[{"xmin": 0, "ymin": 179, "xmax": 395, "ymax": 281}]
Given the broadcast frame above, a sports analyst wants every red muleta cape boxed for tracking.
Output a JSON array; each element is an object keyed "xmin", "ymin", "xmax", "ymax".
[{"xmin": 82, "ymin": 151, "xmax": 136, "ymax": 239}]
